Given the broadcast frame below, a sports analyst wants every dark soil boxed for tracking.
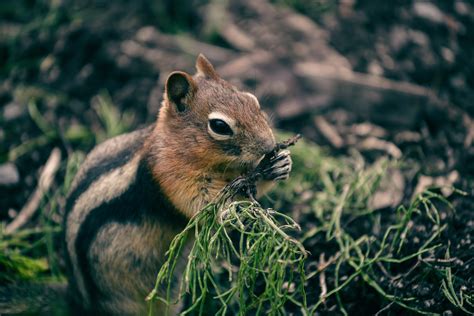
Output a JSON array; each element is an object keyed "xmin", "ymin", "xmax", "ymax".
[{"xmin": 0, "ymin": 0, "xmax": 472, "ymax": 315}]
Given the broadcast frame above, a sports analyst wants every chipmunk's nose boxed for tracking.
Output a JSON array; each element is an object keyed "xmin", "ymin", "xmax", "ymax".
[{"xmin": 260, "ymin": 138, "xmax": 276, "ymax": 155}]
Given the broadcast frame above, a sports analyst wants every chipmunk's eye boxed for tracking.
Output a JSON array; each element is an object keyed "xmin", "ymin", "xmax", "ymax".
[
  {"xmin": 209, "ymin": 119, "xmax": 233, "ymax": 136},
  {"xmin": 207, "ymin": 112, "xmax": 236, "ymax": 141}
]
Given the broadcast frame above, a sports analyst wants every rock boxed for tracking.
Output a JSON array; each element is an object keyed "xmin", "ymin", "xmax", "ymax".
[
  {"xmin": 389, "ymin": 25, "xmax": 409, "ymax": 53},
  {"xmin": 0, "ymin": 162, "xmax": 20, "ymax": 187},
  {"xmin": 413, "ymin": 171, "xmax": 460, "ymax": 197},
  {"xmin": 369, "ymin": 167, "xmax": 404, "ymax": 210},
  {"xmin": 350, "ymin": 122, "xmax": 388, "ymax": 138},
  {"xmin": 357, "ymin": 137, "xmax": 402, "ymax": 159},
  {"xmin": 2, "ymin": 102, "xmax": 25, "ymax": 122},
  {"xmin": 394, "ymin": 130, "xmax": 422, "ymax": 143},
  {"xmin": 417, "ymin": 285, "xmax": 432, "ymax": 297},
  {"xmin": 455, "ymin": 2, "xmax": 471, "ymax": 16},
  {"xmin": 441, "ymin": 47, "xmax": 455, "ymax": 64},
  {"xmin": 408, "ymin": 30, "xmax": 429, "ymax": 47},
  {"xmin": 314, "ymin": 116, "xmax": 344, "ymax": 148},
  {"xmin": 423, "ymin": 299, "xmax": 436, "ymax": 308},
  {"xmin": 220, "ymin": 23, "xmax": 256, "ymax": 51},
  {"xmin": 413, "ymin": 3, "xmax": 444, "ymax": 24},
  {"xmin": 367, "ymin": 60, "xmax": 384, "ymax": 76}
]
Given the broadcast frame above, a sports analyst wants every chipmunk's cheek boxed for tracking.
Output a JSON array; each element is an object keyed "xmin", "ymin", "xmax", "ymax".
[
  {"xmin": 240, "ymin": 150, "xmax": 264, "ymax": 169},
  {"xmin": 221, "ymin": 143, "xmax": 241, "ymax": 156},
  {"xmin": 240, "ymin": 151, "xmax": 252, "ymax": 163}
]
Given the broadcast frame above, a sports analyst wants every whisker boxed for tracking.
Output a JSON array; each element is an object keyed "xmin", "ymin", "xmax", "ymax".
[{"xmin": 222, "ymin": 157, "xmax": 238, "ymax": 177}]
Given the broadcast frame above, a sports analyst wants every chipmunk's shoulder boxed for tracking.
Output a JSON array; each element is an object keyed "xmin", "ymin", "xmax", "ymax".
[{"xmin": 69, "ymin": 125, "xmax": 153, "ymax": 193}]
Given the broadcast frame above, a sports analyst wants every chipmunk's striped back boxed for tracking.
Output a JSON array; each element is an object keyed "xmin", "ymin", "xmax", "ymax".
[
  {"xmin": 62, "ymin": 54, "xmax": 289, "ymax": 315},
  {"xmin": 64, "ymin": 126, "xmax": 187, "ymax": 315}
]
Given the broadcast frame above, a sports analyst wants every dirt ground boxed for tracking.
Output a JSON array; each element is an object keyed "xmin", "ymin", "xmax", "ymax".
[{"xmin": 0, "ymin": 0, "xmax": 473, "ymax": 314}]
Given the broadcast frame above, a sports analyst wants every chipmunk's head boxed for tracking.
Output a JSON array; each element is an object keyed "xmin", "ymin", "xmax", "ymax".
[{"xmin": 157, "ymin": 54, "xmax": 276, "ymax": 173}]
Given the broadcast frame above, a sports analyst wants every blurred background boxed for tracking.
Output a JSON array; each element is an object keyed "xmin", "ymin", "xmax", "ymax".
[{"xmin": 0, "ymin": 0, "xmax": 473, "ymax": 315}]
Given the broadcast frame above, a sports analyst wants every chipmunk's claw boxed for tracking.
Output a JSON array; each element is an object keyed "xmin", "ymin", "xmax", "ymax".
[{"xmin": 262, "ymin": 150, "xmax": 292, "ymax": 181}]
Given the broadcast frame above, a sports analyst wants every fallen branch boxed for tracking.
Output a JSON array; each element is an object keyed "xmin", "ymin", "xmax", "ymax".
[
  {"xmin": 5, "ymin": 148, "xmax": 61, "ymax": 234},
  {"xmin": 314, "ymin": 117, "xmax": 343, "ymax": 149}
]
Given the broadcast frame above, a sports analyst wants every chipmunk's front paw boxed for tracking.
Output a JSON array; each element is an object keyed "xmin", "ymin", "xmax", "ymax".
[{"xmin": 262, "ymin": 150, "xmax": 292, "ymax": 181}]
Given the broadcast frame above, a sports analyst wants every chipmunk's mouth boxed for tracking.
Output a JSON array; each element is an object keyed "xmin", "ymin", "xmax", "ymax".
[
  {"xmin": 212, "ymin": 157, "xmax": 256, "ymax": 178},
  {"xmin": 240, "ymin": 152, "xmax": 263, "ymax": 169}
]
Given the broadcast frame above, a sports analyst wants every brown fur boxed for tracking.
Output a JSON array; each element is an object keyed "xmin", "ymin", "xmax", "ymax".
[
  {"xmin": 65, "ymin": 55, "xmax": 279, "ymax": 315},
  {"xmin": 144, "ymin": 55, "xmax": 276, "ymax": 218},
  {"xmin": 195, "ymin": 54, "xmax": 220, "ymax": 80}
]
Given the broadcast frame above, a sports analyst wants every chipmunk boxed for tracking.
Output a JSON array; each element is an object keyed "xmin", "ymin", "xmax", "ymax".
[{"xmin": 63, "ymin": 54, "xmax": 293, "ymax": 315}]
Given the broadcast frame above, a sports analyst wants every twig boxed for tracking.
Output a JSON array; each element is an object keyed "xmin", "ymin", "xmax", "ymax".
[
  {"xmin": 319, "ymin": 253, "xmax": 328, "ymax": 303},
  {"xmin": 314, "ymin": 116, "xmax": 343, "ymax": 148},
  {"xmin": 5, "ymin": 148, "xmax": 61, "ymax": 234},
  {"xmin": 374, "ymin": 302, "xmax": 394, "ymax": 316}
]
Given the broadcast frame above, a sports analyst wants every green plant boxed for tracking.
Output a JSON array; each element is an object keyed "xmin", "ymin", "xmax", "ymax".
[
  {"xmin": 147, "ymin": 199, "xmax": 307, "ymax": 316},
  {"xmin": 147, "ymin": 136, "xmax": 307, "ymax": 315},
  {"xmin": 0, "ymin": 150, "xmax": 84, "ymax": 283},
  {"xmin": 149, "ymin": 135, "xmax": 471, "ymax": 315},
  {"xmin": 93, "ymin": 91, "xmax": 134, "ymax": 142}
]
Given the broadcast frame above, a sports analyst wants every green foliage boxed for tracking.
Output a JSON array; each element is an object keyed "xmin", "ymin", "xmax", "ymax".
[
  {"xmin": 92, "ymin": 91, "xmax": 134, "ymax": 142},
  {"xmin": 0, "ymin": 150, "xmax": 84, "ymax": 283},
  {"xmin": 0, "ymin": 0, "xmax": 68, "ymax": 76},
  {"xmin": 7, "ymin": 99, "xmax": 60, "ymax": 161},
  {"xmin": 147, "ymin": 199, "xmax": 307, "ymax": 315},
  {"xmin": 271, "ymin": 136, "xmax": 471, "ymax": 314},
  {"xmin": 150, "ymin": 134, "xmax": 471, "ymax": 315},
  {"xmin": 6, "ymin": 89, "xmax": 132, "ymax": 162},
  {"xmin": 0, "ymin": 228, "xmax": 52, "ymax": 282},
  {"xmin": 2, "ymin": 118, "xmax": 470, "ymax": 314}
]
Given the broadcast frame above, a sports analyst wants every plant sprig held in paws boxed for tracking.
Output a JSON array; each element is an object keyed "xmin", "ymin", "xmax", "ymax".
[
  {"xmin": 223, "ymin": 134, "xmax": 302, "ymax": 201},
  {"xmin": 147, "ymin": 135, "xmax": 307, "ymax": 316}
]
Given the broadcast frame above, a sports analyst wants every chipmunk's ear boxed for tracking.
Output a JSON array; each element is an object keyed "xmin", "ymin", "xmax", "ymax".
[
  {"xmin": 196, "ymin": 54, "xmax": 219, "ymax": 80},
  {"xmin": 165, "ymin": 71, "xmax": 196, "ymax": 112}
]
